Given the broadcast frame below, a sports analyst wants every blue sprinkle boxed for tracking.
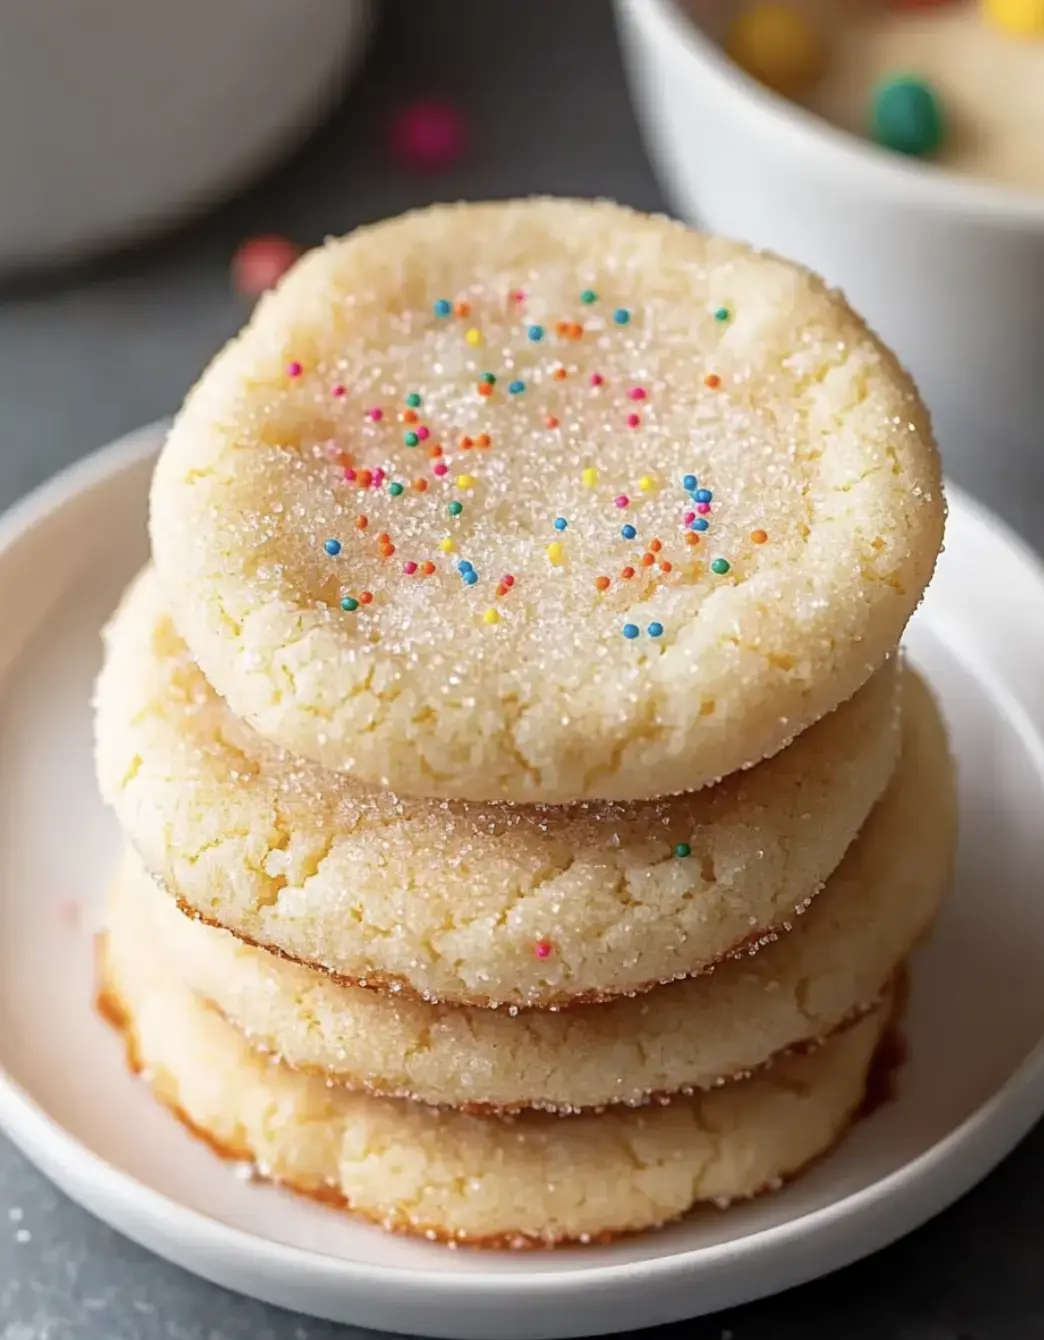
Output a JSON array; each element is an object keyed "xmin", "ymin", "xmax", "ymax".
[
  {"xmin": 622, "ymin": 623, "xmax": 640, "ymax": 640},
  {"xmin": 553, "ymin": 517, "xmax": 568, "ymax": 531},
  {"xmin": 463, "ymin": 570, "xmax": 479, "ymax": 586},
  {"xmin": 613, "ymin": 308, "xmax": 631, "ymax": 326},
  {"xmin": 324, "ymin": 538, "xmax": 342, "ymax": 556},
  {"xmin": 695, "ymin": 488, "xmax": 713, "ymax": 503},
  {"xmin": 647, "ymin": 622, "xmax": 664, "ymax": 638},
  {"xmin": 528, "ymin": 325, "xmax": 545, "ymax": 342},
  {"xmin": 508, "ymin": 379, "xmax": 526, "ymax": 395},
  {"xmin": 457, "ymin": 560, "xmax": 474, "ymax": 574},
  {"xmin": 433, "ymin": 298, "xmax": 452, "ymax": 317},
  {"xmin": 691, "ymin": 517, "xmax": 709, "ymax": 532},
  {"xmin": 682, "ymin": 474, "xmax": 698, "ymax": 491},
  {"xmin": 621, "ymin": 524, "xmax": 637, "ymax": 540}
]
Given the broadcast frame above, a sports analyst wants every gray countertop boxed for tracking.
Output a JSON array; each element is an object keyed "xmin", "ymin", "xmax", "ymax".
[{"xmin": 0, "ymin": 4, "xmax": 1041, "ymax": 1337}]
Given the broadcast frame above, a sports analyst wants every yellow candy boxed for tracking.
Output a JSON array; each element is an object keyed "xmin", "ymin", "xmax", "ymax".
[
  {"xmin": 465, "ymin": 328, "xmax": 483, "ymax": 347},
  {"xmin": 581, "ymin": 467, "xmax": 598, "ymax": 488},
  {"xmin": 638, "ymin": 474, "xmax": 656, "ymax": 492},
  {"xmin": 983, "ymin": 0, "xmax": 1044, "ymax": 36},
  {"xmin": 456, "ymin": 474, "xmax": 477, "ymax": 489},
  {"xmin": 547, "ymin": 541, "xmax": 565, "ymax": 565},
  {"xmin": 438, "ymin": 536, "xmax": 455, "ymax": 553},
  {"xmin": 726, "ymin": 3, "xmax": 827, "ymax": 95},
  {"xmin": 483, "ymin": 608, "xmax": 500, "ymax": 625}
]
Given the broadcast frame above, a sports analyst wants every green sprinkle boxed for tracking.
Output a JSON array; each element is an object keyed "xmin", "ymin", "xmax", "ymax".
[
  {"xmin": 674, "ymin": 842, "xmax": 691, "ymax": 859},
  {"xmin": 711, "ymin": 558, "xmax": 730, "ymax": 575},
  {"xmin": 480, "ymin": 372, "xmax": 496, "ymax": 384},
  {"xmin": 580, "ymin": 288, "xmax": 597, "ymax": 304},
  {"xmin": 340, "ymin": 596, "xmax": 359, "ymax": 612},
  {"xmin": 714, "ymin": 307, "xmax": 730, "ymax": 323},
  {"xmin": 388, "ymin": 481, "xmax": 404, "ymax": 496},
  {"xmin": 403, "ymin": 431, "xmax": 419, "ymax": 447},
  {"xmin": 405, "ymin": 392, "xmax": 422, "ymax": 408},
  {"xmin": 448, "ymin": 500, "xmax": 463, "ymax": 517}
]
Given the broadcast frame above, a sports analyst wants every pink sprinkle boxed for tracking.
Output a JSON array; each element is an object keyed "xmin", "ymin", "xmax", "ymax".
[
  {"xmin": 502, "ymin": 573, "xmax": 516, "ymax": 587},
  {"xmin": 417, "ymin": 426, "xmax": 430, "ymax": 441},
  {"xmin": 371, "ymin": 468, "xmax": 386, "ymax": 488},
  {"xmin": 331, "ymin": 384, "xmax": 347, "ymax": 398},
  {"xmin": 403, "ymin": 561, "xmax": 418, "ymax": 575},
  {"xmin": 589, "ymin": 372, "xmax": 604, "ymax": 387},
  {"xmin": 614, "ymin": 495, "xmax": 630, "ymax": 508},
  {"xmin": 697, "ymin": 502, "xmax": 711, "ymax": 514},
  {"xmin": 433, "ymin": 462, "xmax": 448, "ymax": 477},
  {"xmin": 626, "ymin": 413, "xmax": 641, "ymax": 428},
  {"xmin": 286, "ymin": 361, "xmax": 303, "ymax": 378},
  {"xmin": 344, "ymin": 467, "xmax": 357, "ymax": 482},
  {"xmin": 513, "ymin": 289, "xmax": 526, "ymax": 304},
  {"xmin": 628, "ymin": 386, "xmax": 647, "ymax": 400},
  {"xmin": 534, "ymin": 939, "xmax": 552, "ymax": 959},
  {"xmin": 367, "ymin": 407, "xmax": 383, "ymax": 422},
  {"xmin": 684, "ymin": 510, "xmax": 696, "ymax": 525}
]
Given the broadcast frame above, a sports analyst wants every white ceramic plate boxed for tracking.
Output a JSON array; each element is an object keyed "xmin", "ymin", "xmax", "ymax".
[{"xmin": 1, "ymin": 423, "xmax": 1044, "ymax": 1340}]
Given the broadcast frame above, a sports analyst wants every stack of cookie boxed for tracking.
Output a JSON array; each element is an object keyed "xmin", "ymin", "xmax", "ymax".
[{"xmin": 94, "ymin": 200, "xmax": 953, "ymax": 1247}]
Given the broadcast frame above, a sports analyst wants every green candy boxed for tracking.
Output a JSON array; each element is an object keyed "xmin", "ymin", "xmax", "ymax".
[{"xmin": 871, "ymin": 75, "xmax": 945, "ymax": 158}]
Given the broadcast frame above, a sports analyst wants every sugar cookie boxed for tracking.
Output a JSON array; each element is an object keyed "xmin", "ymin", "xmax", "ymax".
[
  {"xmin": 95, "ymin": 569, "xmax": 901, "ymax": 1008},
  {"xmin": 149, "ymin": 199, "xmax": 943, "ymax": 802}
]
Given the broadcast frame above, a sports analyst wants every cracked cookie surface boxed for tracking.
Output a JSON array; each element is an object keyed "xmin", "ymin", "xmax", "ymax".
[
  {"xmin": 95, "ymin": 569, "xmax": 903, "ymax": 1008},
  {"xmin": 149, "ymin": 198, "xmax": 944, "ymax": 803}
]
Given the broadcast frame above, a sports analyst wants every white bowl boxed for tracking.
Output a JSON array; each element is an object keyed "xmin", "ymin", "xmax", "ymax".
[
  {"xmin": 614, "ymin": 0, "xmax": 1044, "ymax": 493},
  {"xmin": 0, "ymin": 0, "xmax": 372, "ymax": 271}
]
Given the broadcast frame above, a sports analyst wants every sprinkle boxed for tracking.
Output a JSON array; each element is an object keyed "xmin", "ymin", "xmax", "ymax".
[
  {"xmin": 582, "ymin": 468, "xmax": 598, "ymax": 488},
  {"xmin": 691, "ymin": 517, "xmax": 709, "ymax": 532},
  {"xmin": 640, "ymin": 553, "xmax": 655, "ymax": 568},
  {"xmin": 674, "ymin": 842, "xmax": 692, "ymax": 858},
  {"xmin": 621, "ymin": 566, "xmax": 635, "ymax": 579},
  {"xmin": 553, "ymin": 366, "xmax": 568, "ymax": 381},
  {"xmin": 356, "ymin": 469, "xmax": 373, "ymax": 488},
  {"xmin": 433, "ymin": 461, "xmax": 448, "ymax": 477},
  {"xmin": 465, "ymin": 328, "xmax": 483, "ymax": 347},
  {"xmin": 478, "ymin": 383, "xmax": 494, "ymax": 397},
  {"xmin": 527, "ymin": 325, "xmax": 545, "ymax": 342},
  {"xmin": 439, "ymin": 537, "xmax": 455, "ymax": 552},
  {"xmin": 367, "ymin": 408, "xmax": 383, "ymax": 422},
  {"xmin": 428, "ymin": 444, "xmax": 443, "ymax": 457},
  {"xmin": 567, "ymin": 322, "xmax": 584, "ymax": 339},
  {"xmin": 553, "ymin": 517, "xmax": 568, "ymax": 531},
  {"xmin": 459, "ymin": 435, "xmax": 474, "ymax": 450},
  {"xmin": 534, "ymin": 939, "xmax": 553, "ymax": 958},
  {"xmin": 417, "ymin": 426, "xmax": 430, "ymax": 441},
  {"xmin": 695, "ymin": 488, "xmax": 713, "ymax": 503},
  {"xmin": 613, "ymin": 308, "xmax": 631, "ymax": 325},
  {"xmin": 359, "ymin": 591, "xmax": 373, "ymax": 605},
  {"xmin": 686, "ymin": 532, "xmax": 701, "ymax": 546},
  {"xmin": 355, "ymin": 515, "xmax": 368, "ymax": 529},
  {"xmin": 434, "ymin": 298, "xmax": 452, "ymax": 317},
  {"xmin": 711, "ymin": 558, "xmax": 731, "ymax": 574},
  {"xmin": 324, "ymin": 538, "xmax": 341, "ymax": 556},
  {"xmin": 463, "ymin": 570, "xmax": 478, "ymax": 585},
  {"xmin": 508, "ymin": 379, "xmax": 526, "ymax": 394},
  {"xmin": 580, "ymin": 288, "xmax": 597, "ymax": 304},
  {"xmin": 420, "ymin": 560, "xmax": 436, "ymax": 575},
  {"xmin": 639, "ymin": 475, "xmax": 656, "ymax": 492},
  {"xmin": 403, "ymin": 560, "xmax": 418, "ymax": 574},
  {"xmin": 621, "ymin": 524, "xmax": 637, "ymax": 540},
  {"xmin": 683, "ymin": 474, "xmax": 698, "ymax": 491},
  {"xmin": 502, "ymin": 574, "xmax": 515, "ymax": 587},
  {"xmin": 341, "ymin": 596, "xmax": 359, "ymax": 612},
  {"xmin": 371, "ymin": 468, "xmax": 386, "ymax": 489},
  {"xmin": 344, "ymin": 466, "xmax": 357, "ymax": 481},
  {"xmin": 379, "ymin": 541, "xmax": 396, "ymax": 558},
  {"xmin": 622, "ymin": 623, "xmax": 640, "ymax": 639},
  {"xmin": 659, "ymin": 560, "xmax": 673, "ymax": 573},
  {"xmin": 448, "ymin": 500, "xmax": 463, "ymax": 516},
  {"xmin": 595, "ymin": 575, "xmax": 611, "ymax": 591},
  {"xmin": 231, "ymin": 235, "xmax": 299, "ymax": 297},
  {"xmin": 626, "ymin": 413, "xmax": 641, "ymax": 428},
  {"xmin": 476, "ymin": 433, "xmax": 491, "ymax": 449},
  {"xmin": 286, "ymin": 360, "xmax": 303, "ymax": 377},
  {"xmin": 454, "ymin": 301, "xmax": 471, "ymax": 317},
  {"xmin": 512, "ymin": 289, "xmax": 526, "ymax": 303},
  {"xmin": 483, "ymin": 608, "xmax": 500, "ymax": 624},
  {"xmin": 405, "ymin": 392, "xmax": 422, "ymax": 408},
  {"xmin": 545, "ymin": 414, "xmax": 560, "ymax": 429},
  {"xmin": 628, "ymin": 386, "xmax": 647, "ymax": 401},
  {"xmin": 614, "ymin": 494, "xmax": 630, "ymax": 508},
  {"xmin": 751, "ymin": 528, "xmax": 768, "ymax": 544},
  {"xmin": 457, "ymin": 560, "xmax": 474, "ymax": 573},
  {"xmin": 404, "ymin": 431, "xmax": 419, "ymax": 447},
  {"xmin": 648, "ymin": 622, "xmax": 664, "ymax": 638},
  {"xmin": 705, "ymin": 373, "xmax": 721, "ymax": 389},
  {"xmin": 388, "ymin": 482, "xmax": 405, "ymax": 496},
  {"xmin": 684, "ymin": 511, "xmax": 695, "ymax": 525},
  {"xmin": 457, "ymin": 474, "xmax": 477, "ymax": 490},
  {"xmin": 649, "ymin": 538, "xmax": 663, "ymax": 553},
  {"xmin": 480, "ymin": 372, "xmax": 496, "ymax": 384},
  {"xmin": 696, "ymin": 502, "xmax": 711, "ymax": 515},
  {"xmin": 589, "ymin": 372, "xmax": 604, "ymax": 387},
  {"xmin": 402, "ymin": 407, "xmax": 419, "ymax": 423},
  {"xmin": 547, "ymin": 541, "xmax": 565, "ymax": 565},
  {"xmin": 331, "ymin": 384, "xmax": 346, "ymax": 398},
  {"xmin": 495, "ymin": 583, "xmax": 508, "ymax": 597},
  {"xmin": 714, "ymin": 306, "xmax": 730, "ymax": 322}
]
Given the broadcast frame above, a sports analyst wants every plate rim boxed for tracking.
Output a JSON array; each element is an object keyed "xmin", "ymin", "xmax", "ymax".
[{"xmin": 2, "ymin": 422, "xmax": 1044, "ymax": 1298}]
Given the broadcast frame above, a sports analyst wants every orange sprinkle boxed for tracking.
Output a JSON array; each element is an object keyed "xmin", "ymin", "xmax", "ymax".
[
  {"xmin": 420, "ymin": 560, "xmax": 436, "ymax": 576},
  {"xmin": 355, "ymin": 514, "xmax": 368, "ymax": 530},
  {"xmin": 595, "ymin": 575, "xmax": 611, "ymax": 591},
  {"xmin": 359, "ymin": 591, "xmax": 373, "ymax": 605},
  {"xmin": 686, "ymin": 532, "xmax": 701, "ymax": 546},
  {"xmin": 649, "ymin": 538, "xmax": 663, "ymax": 553},
  {"xmin": 545, "ymin": 414, "xmax": 559, "ymax": 429},
  {"xmin": 402, "ymin": 409, "xmax": 419, "ymax": 424},
  {"xmin": 377, "ymin": 531, "xmax": 390, "ymax": 544},
  {"xmin": 640, "ymin": 553, "xmax": 655, "ymax": 568},
  {"xmin": 751, "ymin": 528, "xmax": 768, "ymax": 544},
  {"xmin": 568, "ymin": 322, "xmax": 584, "ymax": 339},
  {"xmin": 412, "ymin": 478, "xmax": 429, "ymax": 493},
  {"xmin": 478, "ymin": 382, "xmax": 494, "ymax": 397},
  {"xmin": 379, "ymin": 542, "xmax": 395, "ymax": 559},
  {"xmin": 704, "ymin": 373, "xmax": 721, "ymax": 389},
  {"xmin": 496, "ymin": 582, "xmax": 508, "ymax": 597},
  {"xmin": 553, "ymin": 366, "xmax": 568, "ymax": 381},
  {"xmin": 356, "ymin": 468, "xmax": 373, "ymax": 488},
  {"xmin": 476, "ymin": 433, "xmax": 491, "ymax": 449},
  {"xmin": 459, "ymin": 435, "xmax": 474, "ymax": 450},
  {"xmin": 659, "ymin": 560, "xmax": 673, "ymax": 573},
  {"xmin": 453, "ymin": 300, "xmax": 470, "ymax": 317},
  {"xmin": 621, "ymin": 566, "xmax": 635, "ymax": 579},
  {"xmin": 555, "ymin": 320, "xmax": 570, "ymax": 336},
  {"xmin": 428, "ymin": 443, "xmax": 443, "ymax": 458}
]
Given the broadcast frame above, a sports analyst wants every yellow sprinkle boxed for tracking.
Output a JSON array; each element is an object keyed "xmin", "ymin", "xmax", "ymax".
[
  {"xmin": 547, "ymin": 541, "xmax": 565, "ymax": 565},
  {"xmin": 465, "ymin": 328, "xmax": 483, "ymax": 347},
  {"xmin": 457, "ymin": 474, "xmax": 477, "ymax": 490},
  {"xmin": 438, "ymin": 536, "xmax": 455, "ymax": 553},
  {"xmin": 638, "ymin": 474, "xmax": 656, "ymax": 492},
  {"xmin": 483, "ymin": 608, "xmax": 500, "ymax": 625},
  {"xmin": 581, "ymin": 468, "xmax": 598, "ymax": 488}
]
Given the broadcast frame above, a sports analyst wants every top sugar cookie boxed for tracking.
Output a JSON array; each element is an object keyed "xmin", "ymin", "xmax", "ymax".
[{"xmin": 150, "ymin": 199, "xmax": 943, "ymax": 802}]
